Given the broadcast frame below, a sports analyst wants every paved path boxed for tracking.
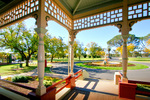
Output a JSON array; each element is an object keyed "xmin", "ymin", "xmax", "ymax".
[{"xmin": 51, "ymin": 59, "xmax": 150, "ymax": 82}]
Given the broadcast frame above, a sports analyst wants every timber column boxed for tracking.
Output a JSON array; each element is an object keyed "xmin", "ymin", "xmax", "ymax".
[
  {"xmin": 68, "ymin": 30, "xmax": 78, "ymax": 75},
  {"xmin": 34, "ymin": 0, "xmax": 47, "ymax": 96},
  {"xmin": 121, "ymin": 34, "xmax": 129, "ymax": 82},
  {"xmin": 121, "ymin": 0, "xmax": 130, "ymax": 82}
]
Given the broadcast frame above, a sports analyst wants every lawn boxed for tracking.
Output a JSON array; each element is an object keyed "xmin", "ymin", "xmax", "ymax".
[
  {"xmin": 47, "ymin": 58, "xmax": 103, "ymax": 62},
  {"xmin": 128, "ymin": 57, "xmax": 150, "ymax": 62},
  {"xmin": 0, "ymin": 64, "xmax": 52, "ymax": 76},
  {"xmin": 76, "ymin": 63, "xmax": 149, "ymax": 70}
]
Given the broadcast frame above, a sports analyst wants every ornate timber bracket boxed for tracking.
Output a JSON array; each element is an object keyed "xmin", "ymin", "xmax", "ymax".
[
  {"xmin": 32, "ymin": 14, "xmax": 53, "ymax": 27},
  {"xmin": 32, "ymin": 14, "xmax": 38, "ymax": 25},
  {"xmin": 68, "ymin": 29, "xmax": 80, "ymax": 44},
  {"xmin": 45, "ymin": 16, "xmax": 53, "ymax": 26},
  {"xmin": 129, "ymin": 20, "xmax": 137, "ymax": 31},
  {"xmin": 114, "ymin": 20, "xmax": 137, "ymax": 33},
  {"xmin": 114, "ymin": 23, "xmax": 122, "ymax": 32}
]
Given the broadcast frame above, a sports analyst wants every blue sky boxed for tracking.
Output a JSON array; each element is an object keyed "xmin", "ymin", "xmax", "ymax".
[{"xmin": 25, "ymin": 18, "xmax": 150, "ymax": 50}]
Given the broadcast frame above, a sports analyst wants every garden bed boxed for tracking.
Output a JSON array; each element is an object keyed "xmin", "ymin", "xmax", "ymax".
[
  {"xmin": 0, "ymin": 76, "xmax": 64, "ymax": 95},
  {"xmin": 137, "ymin": 84, "xmax": 150, "ymax": 92},
  {"xmin": 76, "ymin": 63, "xmax": 149, "ymax": 70},
  {"xmin": 84, "ymin": 62, "xmax": 136, "ymax": 67}
]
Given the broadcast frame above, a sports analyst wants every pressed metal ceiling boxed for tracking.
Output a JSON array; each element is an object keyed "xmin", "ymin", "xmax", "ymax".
[
  {"xmin": 59, "ymin": 0, "xmax": 123, "ymax": 15},
  {"xmin": 58, "ymin": 0, "xmax": 149, "ymax": 16},
  {"xmin": 0, "ymin": 0, "xmax": 14, "ymax": 9}
]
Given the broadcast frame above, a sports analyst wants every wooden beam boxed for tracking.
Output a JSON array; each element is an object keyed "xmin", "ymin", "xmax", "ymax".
[{"xmin": 73, "ymin": 0, "xmax": 83, "ymax": 15}]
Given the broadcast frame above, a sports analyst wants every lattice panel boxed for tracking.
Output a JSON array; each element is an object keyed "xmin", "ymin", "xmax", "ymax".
[
  {"xmin": 44, "ymin": 0, "xmax": 72, "ymax": 29},
  {"xmin": 74, "ymin": 9, "xmax": 123, "ymax": 30},
  {"xmin": 0, "ymin": 0, "xmax": 39, "ymax": 27},
  {"xmin": 128, "ymin": 1, "xmax": 150, "ymax": 19}
]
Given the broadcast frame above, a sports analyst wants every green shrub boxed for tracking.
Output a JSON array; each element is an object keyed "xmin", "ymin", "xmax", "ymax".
[
  {"xmin": 12, "ymin": 76, "xmax": 32, "ymax": 83},
  {"xmin": 43, "ymin": 80, "xmax": 52, "ymax": 87},
  {"xmin": 137, "ymin": 84, "xmax": 150, "ymax": 92},
  {"xmin": 5, "ymin": 77, "xmax": 12, "ymax": 81}
]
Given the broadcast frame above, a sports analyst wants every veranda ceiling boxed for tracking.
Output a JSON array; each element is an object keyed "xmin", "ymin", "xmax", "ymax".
[{"xmin": 0, "ymin": 0, "xmax": 149, "ymax": 30}]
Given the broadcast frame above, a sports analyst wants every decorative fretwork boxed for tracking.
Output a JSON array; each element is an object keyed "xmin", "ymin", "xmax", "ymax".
[
  {"xmin": 74, "ymin": 9, "xmax": 123, "ymax": 30},
  {"xmin": 128, "ymin": 1, "xmax": 150, "ymax": 20},
  {"xmin": 0, "ymin": 0, "xmax": 39, "ymax": 27},
  {"xmin": 44, "ymin": 0, "xmax": 72, "ymax": 29}
]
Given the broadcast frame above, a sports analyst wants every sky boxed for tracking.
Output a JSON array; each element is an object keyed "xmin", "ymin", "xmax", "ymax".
[{"xmin": 24, "ymin": 18, "xmax": 150, "ymax": 50}]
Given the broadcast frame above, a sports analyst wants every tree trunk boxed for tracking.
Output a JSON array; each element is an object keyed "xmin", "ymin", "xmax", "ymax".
[
  {"xmin": 79, "ymin": 56, "xmax": 80, "ymax": 61},
  {"xmin": 51, "ymin": 55, "xmax": 54, "ymax": 62},
  {"xmin": 26, "ymin": 59, "xmax": 29, "ymax": 66}
]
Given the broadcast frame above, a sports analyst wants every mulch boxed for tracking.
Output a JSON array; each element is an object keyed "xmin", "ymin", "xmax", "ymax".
[
  {"xmin": 0, "ymin": 77, "xmax": 65, "ymax": 96},
  {"xmin": 84, "ymin": 62, "xmax": 136, "ymax": 67}
]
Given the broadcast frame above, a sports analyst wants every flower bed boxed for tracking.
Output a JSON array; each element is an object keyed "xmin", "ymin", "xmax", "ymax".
[
  {"xmin": 0, "ymin": 76, "xmax": 64, "ymax": 95},
  {"xmin": 84, "ymin": 62, "xmax": 135, "ymax": 67}
]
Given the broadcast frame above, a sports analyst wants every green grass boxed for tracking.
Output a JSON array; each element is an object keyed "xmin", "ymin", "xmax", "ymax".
[
  {"xmin": 128, "ymin": 57, "xmax": 150, "ymax": 62},
  {"xmin": 76, "ymin": 63, "xmax": 149, "ymax": 70},
  {"xmin": 47, "ymin": 58, "xmax": 103, "ymax": 62},
  {"xmin": 0, "ymin": 64, "xmax": 37, "ymax": 76},
  {"xmin": 0, "ymin": 63, "xmax": 52, "ymax": 76}
]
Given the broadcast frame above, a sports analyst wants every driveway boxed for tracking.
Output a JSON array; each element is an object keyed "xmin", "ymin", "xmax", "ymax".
[{"xmin": 51, "ymin": 59, "xmax": 150, "ymax": 82}]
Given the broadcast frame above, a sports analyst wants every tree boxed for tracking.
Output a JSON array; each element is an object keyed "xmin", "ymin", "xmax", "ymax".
[
  {"xmin": 0, "ymin": 22, "xmax": 38, "ymax": 66},
  {"xmin": 146, "ymin": 39, "xmax": 150, "ymax": 46},
  {"xmin": 115, "ymin": 43, "xmax": 135, "ymax": 57},
  {"xmin": 139, "ymin": 34, "xmax": 150, "ymax": 48},
  {"xmin": 107, "ymin": 34, "xmax": 140, "ymax": 47},
  {"xmin": 55, "ymin": 37, "xmax": 67, "ymax": 59},
  {"xmin": 77, "ymin": 43, "xmax": 83, "ymax": 60},
  {"xmin": 44, "ymin": 34, "xmax": 67, "ymax": 62},
  {"xmin": 87, "ymin": 42, "xmax": 98, "ymax": 58},
  {"xmin": 127, "ymin": 43, "xmax": 135, "ymax": 57},
  {"xmin": 143, "ymin": 48, "xmax": 150, "ymax": 57},
  {"xmin": 107, "ymin": 47, "xmax": 111, "ymax": 57},
  {"xmin": 44, "ymin": 35, "xmax": 58, "ymax": 62},
  {"xmin": 82, "ymin": 47, "xmax": 87, "ymax": 58},
  {"xmin": 73, "ymin": 41, "xmax": 79, "ymax": 58}
]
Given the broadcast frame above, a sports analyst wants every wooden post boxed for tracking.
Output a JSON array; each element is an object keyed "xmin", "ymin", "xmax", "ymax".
[
  {"xmin": 34, "ymin": 0, "xmax": 47, "ymax": 96},
  {"xmin": 121, "ymin": 0, "xmax": 130, "ymax": 83},
  {"xmin": 68, "ymin": 30, "xmax": 78, "ymax": 75}
]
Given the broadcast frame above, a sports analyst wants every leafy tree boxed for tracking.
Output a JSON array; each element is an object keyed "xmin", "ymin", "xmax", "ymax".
[
  {"xmin": 100, "ymin": 51, "xmax": 105, "ymax": 57},
  {"xmin": 87, "ymin": 42, "xmax": 98, "ymax": 58},
  {"xmin": 95, "ymin": 46, "xmax": 102, "ymax": 58},
  {"xmin": 44, "ymin": 34, "xmax": 67, "ymax": 62},
  {"xmin": 116, "ymin": 43, "xmax": 135, "ymax": 57},
  {"xmin": 139, "ymin": 34, "xmax": 150, "ymax": 48},
  {"xmin": 127, "ymin": 43, "xmax": 135, "ymax": 56},
  {"xmin": 55, "ymin": 37, "xmax": 67, "ymax": 59},
  {"xmin": 0, "ymin": 22, "xmax": 38, "ymax": 66},
  {"xmin": 77, "ymin": 43, "xmax": 83, "ymax": 60},
  {"xmin": 107, "ymin": 47, "xmax": 111, "ymax": 57},
  {"xmin": 44, "ymin": 35, "xmax": 57, "ymax": 62},
  {"xmin": 73, "ymin": 41, "xmax": 79, "ymax": 58},
  {"xmin": 82, "ymin": 47, "xmax": 87, "ymax": 58},
  {"xmin": 143, "ymin": 48, "xmax": 150, "ymax": 57},
  {"xmin": 146, "ymin": 39, "xmax": 150, "ymax": 46},
  {"xmin": 107, "ymin": 34, "xmax": 140, "ymax": 47}
]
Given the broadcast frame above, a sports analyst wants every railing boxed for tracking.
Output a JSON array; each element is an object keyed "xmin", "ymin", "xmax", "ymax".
[
  {"xmin": 118, "ymin": 72, "xmax": 150, "ymax": 99},
  {"xmin": 74, "ymin": 69, "xmax": 83, "ymax": 79},
  {"xmin": 128, "ymin": 80, "xmax": 150, "ymax": 96},
  {"xmin": 0, "ymin": 69, "xmax": 83, "ymax": 100},
  {"xmin": 46, "ymin": 69, "xmax": 83, "ymax": 93},
  {"xmin": 46, "ymin": 75, "xmax": 71, "ymax": 93},
  {"xmin": 118, "ymin": 72, "xmax": 123, "ymax": 82},
  {"xmin": 0, "ymin": 79, "xmax": 36, "ymax": 98},
  {"xmin": 43, "ymin": 69, "xmax": 83, "ymax": 99}
]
